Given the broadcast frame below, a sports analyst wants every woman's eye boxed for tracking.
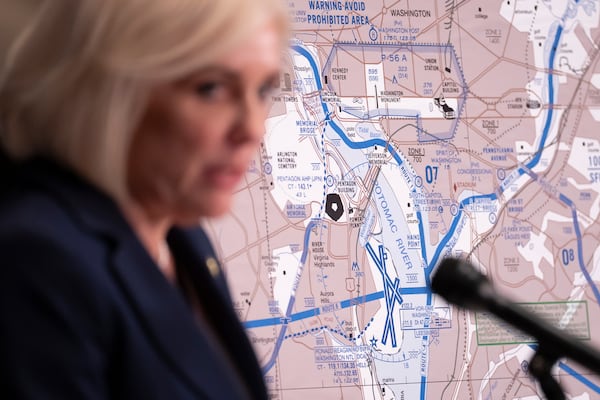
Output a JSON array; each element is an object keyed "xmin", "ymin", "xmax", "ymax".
[
  {"xmin": 195, "ymin": 81, "xmax": 226, "ymax": 100},
  {"xmin": 258, "ymin": 81, "xmax": 277, "ymax": 101}
]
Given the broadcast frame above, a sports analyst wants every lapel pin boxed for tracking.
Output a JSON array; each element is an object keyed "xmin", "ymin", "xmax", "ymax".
[{"xmin": 205, "ymin": 257, "xmax": 220, "ymax": 278}]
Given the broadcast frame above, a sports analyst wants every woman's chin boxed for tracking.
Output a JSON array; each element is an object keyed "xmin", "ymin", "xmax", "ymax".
[{"xmin": 198, "ymin": 192, "xmax": 235, "ymax": 218}]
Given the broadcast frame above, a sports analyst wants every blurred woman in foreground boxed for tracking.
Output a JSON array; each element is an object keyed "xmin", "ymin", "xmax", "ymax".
[{"xmin": 0, "ymin": 0, "xmax": 287, "ymax": 398}]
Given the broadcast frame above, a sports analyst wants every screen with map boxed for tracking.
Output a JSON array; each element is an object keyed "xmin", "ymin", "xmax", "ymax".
[{"xmin": 205, "ymin": 1, "xmax": 600, "ymax": 398}]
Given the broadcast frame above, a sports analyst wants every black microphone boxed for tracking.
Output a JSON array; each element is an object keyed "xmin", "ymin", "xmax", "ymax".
[{"xmin": 431, "ymin": 257, "xmax": 600, "ymax": 375}]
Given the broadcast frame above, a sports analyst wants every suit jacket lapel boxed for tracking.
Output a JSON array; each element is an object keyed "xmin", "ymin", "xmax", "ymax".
[
  {"xmin": 110, "ymin": 237, "xmax": 254, "ymax": 399},
  {"xmin": 19, "ymin": 159, "xmax": 260, "ymax": 399},
  {"xmin": 168, "ymin": 228, "xmax": 268, "ymax": 400}
]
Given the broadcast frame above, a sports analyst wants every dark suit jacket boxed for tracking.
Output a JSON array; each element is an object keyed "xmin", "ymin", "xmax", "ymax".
[{"xmin": 0, "ymin": 158, "xmax": 268, "ymax": 399}]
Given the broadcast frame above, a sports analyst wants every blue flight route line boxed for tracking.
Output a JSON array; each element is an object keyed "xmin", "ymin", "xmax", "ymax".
[
  {"xmin": 426, "ymin": 193, "xmax": 497, "ymax": 283},
  {"xmin": 528, "ymin": 344, "xmax": 600, "ymax": 395},
  {"xmin": 559, "ymin": 193, "xmax": 600, "ymax": 305},
  {"xmin": 245, "ymin": 287, "xmax": 434, "ymax": 330},
  {"xmin": 261, "ymin": 219, "xmax": 318, "ymax": 374},
  {"xmin": 246, "ymin": 292, "xmax": 388, "ymax": 329},
  {"xmin": 559, "ymin": 361, "xmax": 600, "ymax": 394},
  {"xmin": 339, "ymin": 291, "xmax": 385, "ymax": 308},
  {"xmin": 520, "ymin": 19, "xmax": 600, "ymax": 395},
  {"xmin": 523, "ymin": 25, "xmax": 563, "ymax": 173},
  {"xmin": 522, "ymin": 164, "xmax": 600, "ymax": 306}
]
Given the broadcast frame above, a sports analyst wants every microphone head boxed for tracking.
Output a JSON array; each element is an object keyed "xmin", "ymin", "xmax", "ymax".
[{"xmin": 431, "ymin": 257, "xmax": 494, "ymax": 311}]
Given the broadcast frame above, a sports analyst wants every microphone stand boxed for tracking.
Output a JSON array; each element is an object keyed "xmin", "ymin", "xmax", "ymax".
[
  {"xmin": 486, "ymin": 295, "xmax": 600, "ymax": 400},
  {"xmin": 529, "ymin": 345, "xmax": 564, "ymax": 400},
  {"xmin": 431, "ymin": 257, "xmax": 600, "ymax": 400}
]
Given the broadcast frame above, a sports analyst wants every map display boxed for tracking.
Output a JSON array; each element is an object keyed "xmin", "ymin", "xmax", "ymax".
[{"xmin": 205, "ymin": 1, "xmax": 600, "ymax": 398}]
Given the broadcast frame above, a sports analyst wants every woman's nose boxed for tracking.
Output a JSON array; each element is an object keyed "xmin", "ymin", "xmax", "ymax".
[{"xmin": 231, "ymin": 93, "xmax": 269, "ymax": 145}]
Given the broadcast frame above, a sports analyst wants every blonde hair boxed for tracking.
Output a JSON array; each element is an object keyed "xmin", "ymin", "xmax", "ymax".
[{"xmin": 0, "ymin": 0, "xmax": 287, "ymax": 199}]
